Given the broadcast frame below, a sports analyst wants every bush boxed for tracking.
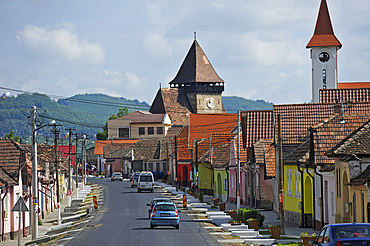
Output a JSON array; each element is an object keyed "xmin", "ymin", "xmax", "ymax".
[{"xmin": 237, "ymin": 208, "xmax": 265, "ymax": 228}]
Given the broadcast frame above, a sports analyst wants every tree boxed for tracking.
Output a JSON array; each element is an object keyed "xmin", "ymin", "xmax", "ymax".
[
  {"xmin": 4, "ymin": 128, "xmax": 20, "ymax": 143},
  {"xmin": 96, "ymin": 108, "xmax": 129, "ymax": 140}
]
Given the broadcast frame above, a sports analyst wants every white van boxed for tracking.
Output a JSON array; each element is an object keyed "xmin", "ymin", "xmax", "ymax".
[{"xmin": 137, "ymin": 171, "xmax": 154, "ymax": 193}]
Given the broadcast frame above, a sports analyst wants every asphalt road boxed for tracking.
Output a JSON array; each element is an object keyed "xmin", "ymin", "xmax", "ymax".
[{"xmin": 61, "ymin": 177, "xmax": 220, "ymax": 246}]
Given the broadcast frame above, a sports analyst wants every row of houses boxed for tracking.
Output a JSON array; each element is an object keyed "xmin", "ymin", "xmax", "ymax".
[
  {"xmin": 96, "ymin": 93, "xmax": 370, "ymax": 231},
  {"xmin": 0, "ymin": 138, "xmax": 74, "ymax": 240}
]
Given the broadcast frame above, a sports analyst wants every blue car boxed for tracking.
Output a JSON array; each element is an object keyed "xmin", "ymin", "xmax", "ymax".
[
  {"xmin": 311, "ymin": 223, "xmax": 370, "ymax": 246},
  {"xmin": 150, "ymin": 202, "xmax": 180, "ymax": 229}
]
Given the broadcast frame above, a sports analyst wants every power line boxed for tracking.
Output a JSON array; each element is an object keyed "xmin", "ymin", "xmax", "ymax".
[{"xmin": 0, "ymin": 86, "xmax": 150, "ymax": 110}]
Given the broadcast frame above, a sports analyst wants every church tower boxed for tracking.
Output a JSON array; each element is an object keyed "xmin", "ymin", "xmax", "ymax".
[
  {"xmin": 307, "ymin": 0, "xmax": 342, "ymax": 103},
  {"xmin": 169, "ymin": 39, "xmax": 225, "ymax": 114}
]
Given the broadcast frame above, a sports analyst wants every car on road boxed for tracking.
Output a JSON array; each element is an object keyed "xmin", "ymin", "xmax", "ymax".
[
  {"xmin": 111, "ymin": 172, "xmax": 123, "ymax": 181},
  {"xmin": 310, "ymin": 223, "xmax": 370, "ymax": 246},
  {"xmin": 131, "ymin": 172, "xmax": 140, "ymax": 188},
  {"xmin": 137, "ymin": 171, "xmax": 154, "ymax": 193},
  {"xmin": 147, "ymin": 198, "xmax": 171, "ymax": 219},
  {"xmin": 150, "ymin": 202, "xmax": 180, "ymax": 229}
]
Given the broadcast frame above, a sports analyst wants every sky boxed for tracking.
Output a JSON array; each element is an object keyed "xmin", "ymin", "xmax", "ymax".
[{"xmin": 0, "ymin": 0, "xmax": 369, "ymax": 106}]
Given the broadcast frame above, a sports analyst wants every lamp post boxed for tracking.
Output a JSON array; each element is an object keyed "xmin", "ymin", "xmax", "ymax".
[{"xmin": 31, "ymin": 106, "xmax": 55, "ymax": 239}]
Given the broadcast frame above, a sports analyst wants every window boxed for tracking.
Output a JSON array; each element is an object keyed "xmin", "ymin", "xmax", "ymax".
[
  {"xmin": 139, "ymin": 127, "xmax": 145, "ymax": 135},
  {"xmin": 317, "ymin": 228, "xmax": 326, "ymax": 243},
  {"xmin": 224, "ymin": 179, "xmax": 228, "ymax": 191},
  {"xmin": 118, "ymin": 127, "xmax": 129, "ymax": 138},
  {"xmin": 156, "ymin": 163, "xmax": 160, "ymax": 171},
  {"xmin": 295, "ymin": 170, "xmax": 297, "ymax": 198},
  {"xmin": 323, "ymin": 227, "xmax": 330, "ymax": 243},
  {"xmin": 299, "ymin": 173, "xmax": 301, "ymax": 198},
  {"xmin": 290, "ymin": 169, "xmax": 292, "ymax": 197},
  {"xmin": 157, "ymin": 127, "xmax": 163, "ymax": 135},
  {"xmin": 148, "ymin": 127, "xmax": 154, "ymax": 135},
  {"xmin": 286, "ymin": 169, "xmax": 290, "ymax": 197}
]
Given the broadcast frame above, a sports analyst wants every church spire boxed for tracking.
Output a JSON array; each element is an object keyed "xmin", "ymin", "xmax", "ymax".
[
  {"xmin": 169, "ymin": 40, "xmax": 224, "ymax": 85},
  {"xmin": 306, "ymin": 0, "xmax": 341, "ymax": 48}
]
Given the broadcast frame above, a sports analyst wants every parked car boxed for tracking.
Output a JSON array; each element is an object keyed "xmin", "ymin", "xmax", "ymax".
[
  {"xmin": 310, "ymin": 223, "xmax": 370, "ymax": 246},
  {"xmin": 150, "ymin": 202, "xmax": 180, "ymax": 229},
  {"xmin": 147, "ymin": 198, "xmax": 171, "ymax": 219},
  {"xmin": 111, "ymin": 172, "xmax": 123, "ymax": 181},
  {"xmin": 137, "ymin": 171, "xmax": 154, "ymax": 193},
  {"xmin": 131, "ymin": 172, "xmax": 140, "ymax": 188},
  {"xmin": 78, "ymin": 167, "xmax": 95, "ymax": 176}
]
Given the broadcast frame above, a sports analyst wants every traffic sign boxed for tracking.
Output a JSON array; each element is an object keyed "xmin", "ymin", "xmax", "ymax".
[{"xmin": 12, "ymin": 197, "xmax": 29, "ymax": 212}]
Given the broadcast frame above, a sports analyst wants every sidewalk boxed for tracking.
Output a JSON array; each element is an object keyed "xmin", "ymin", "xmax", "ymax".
[
  {"xmin": 0, "ymin": 182, "xmax": 84, "ymax": 246},
  {"xmin": 202, "ymin": 195, "xmax": 319, "ymax": 237}
]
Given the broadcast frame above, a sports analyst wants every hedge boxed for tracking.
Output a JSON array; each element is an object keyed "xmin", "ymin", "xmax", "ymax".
[{"xmin": 237, "ymin": 208, "xmax": 265, "ymax": 228}]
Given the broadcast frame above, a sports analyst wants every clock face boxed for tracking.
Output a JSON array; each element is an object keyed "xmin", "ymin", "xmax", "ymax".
[
  {"xmin": 318, "ymin": 52, "xmax": 330, "ymax": 63},
  {"xmin": 206, "ymin": 98, "xmax": 214, "ymax": 108}
]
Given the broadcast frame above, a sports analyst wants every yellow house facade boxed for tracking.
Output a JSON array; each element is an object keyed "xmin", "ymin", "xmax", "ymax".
[{"xmin": 284, "ymin": 163, "xmax": 314, "ymax": 227}]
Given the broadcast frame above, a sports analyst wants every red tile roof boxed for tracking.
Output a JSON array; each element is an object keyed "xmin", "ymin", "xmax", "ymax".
[
  {"xmin": 326, "ymin": 119, "xmax": 370, "ymax": 157},
  {"xmin": 312, "ymin": 114, "xmax": 370, "ymax": 166},
  {"xmin": 149, "ymin": 88, "xmax": 193, "ymax": 125},
  {"xmin": 273, "ymin": 102, "xmax": 370, "ymax": 145},
  {"xmin": 338, "ymin": 82, "xmax": 370, "ymax": 89},
  {"xmin": 306, "ymin": 0, "xmax": 341, "ymax": 48},
  {"xmin": 320, "ymin": 88, "xmax": 370, "ymax": 103},
  {"xmin": 241, "ymin": 110, "xmax": 274, "ymax": 148},
  {"xmin": 94, "ymin": 139, "xmax": 139, "ymax": 155},
  {"xmin": 189, "ymin": 114, "xmax": 237, "ymax": 145}
]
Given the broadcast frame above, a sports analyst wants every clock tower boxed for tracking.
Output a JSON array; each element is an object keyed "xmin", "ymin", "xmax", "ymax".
[
  {"xmin": 307, "ymin": 0, "xmax": 342, "ymax": 103},
  {"xmin": 169, "ymin": 39, "xmax": 225, "ymax": 114}
]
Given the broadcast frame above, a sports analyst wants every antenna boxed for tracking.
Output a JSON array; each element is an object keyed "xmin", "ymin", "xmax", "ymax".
[
  {"xmin": 159, "ymin": 83, "xmax": 161, "ymax": 89},
  {"xmin": 194, "ymin": 31, "xmax": 196, "ymax": 40}
]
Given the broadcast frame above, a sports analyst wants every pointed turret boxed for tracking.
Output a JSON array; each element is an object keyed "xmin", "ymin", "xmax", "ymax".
[
  {"xmin": 306, "ymin": 0, "xmax": 341, "ymax": 48},
  {"xmin": 169, "ymin": 40, "xmax": 224, "ymax": 87}
]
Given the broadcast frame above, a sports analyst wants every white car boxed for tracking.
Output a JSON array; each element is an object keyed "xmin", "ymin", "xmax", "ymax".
[
  {"xmin": 137, "ymin": 171, "xmax": 154, "ymax": 193},
  {"xmin": 111, "ymin": 172, "xmax": 123, "ymax": 181}
]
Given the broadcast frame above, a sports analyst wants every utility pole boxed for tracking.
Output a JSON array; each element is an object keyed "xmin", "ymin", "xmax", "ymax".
[
  {"xmin": 75, "ymin": 132, "xmax": 79, "ymax": 190},
  {"xmin": 278, "ymin": 114, "xmax": 285, "ymax": 234},
  {"xmin": 237, "ymin": 111, "xmax": 241, "ymax": 211},
  {"xmin": 66, "ymin": 128, "xmax": 75, "ymax": 206},
  {"xmin": 195, "ymin": 141, "xmax": 198, "ymax": 196},
  {"xmin": 31, "ymin": 106, "xmax": 38, "ymax": 239},
  {"xmin": 174, "ymin": 135, "xmax": 178, "ymax": 190},
  {"xmin": 82, "ymin": 135, "xmax": 86, "ymax": 190},
  {"xmin": 51, "ymin": 123, "xmax": 61, "ymax": 225}
]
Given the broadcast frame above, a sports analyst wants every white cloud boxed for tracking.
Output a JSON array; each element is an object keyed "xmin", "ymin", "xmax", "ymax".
[
  {"xmin": 20, "ymin": 79, "xmax": 42, "ymax": 92},
  {"xmin": 16, "ymin": 23, "xmax": 105, "ymax": 64},
  {"xmin": 124, "ymin": 72, "xmax": 143, "ymax": 89},
  {"xmin": 143, "ymin": 32, "xmax": 173, "ymax": 59}
]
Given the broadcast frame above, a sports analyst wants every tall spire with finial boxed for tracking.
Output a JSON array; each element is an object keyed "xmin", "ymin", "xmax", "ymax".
[{"xmin": 306, "ymin": 0, "xmax": 341, "ymax": 48}]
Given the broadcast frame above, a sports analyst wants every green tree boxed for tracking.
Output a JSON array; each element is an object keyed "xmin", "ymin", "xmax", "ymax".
[
  {"xmin": 96, "ymin": 108, "xmax": 129, "ymax": 140},
  {"xmin": 4, "ymin": 128, "xmax": 20, "ymax": 143}
]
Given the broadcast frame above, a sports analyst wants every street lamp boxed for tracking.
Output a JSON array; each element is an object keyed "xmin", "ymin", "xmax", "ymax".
[
  {"xmin": 1, "ymin": 92, "xmax": 10, "ymax": 100},
  {"xmin": 31, "ymin": 107, "xmax": 55, "ymax": 239}
]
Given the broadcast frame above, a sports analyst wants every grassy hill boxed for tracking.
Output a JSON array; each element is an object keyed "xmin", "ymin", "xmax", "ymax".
[{"xmin": 0, "ymin": 93, "xmax": 273, "ymax": 141}]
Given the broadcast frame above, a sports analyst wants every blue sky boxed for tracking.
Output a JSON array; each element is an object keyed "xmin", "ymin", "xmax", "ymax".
[{"xmin": 0, "ymin": 0, "xmax": 369, "ymax": 105}]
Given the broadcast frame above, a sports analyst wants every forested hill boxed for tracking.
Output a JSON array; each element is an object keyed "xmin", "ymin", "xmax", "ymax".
[{"xmin": 0, "ymin": 93, "xmax": 273, "ymax": 140}]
